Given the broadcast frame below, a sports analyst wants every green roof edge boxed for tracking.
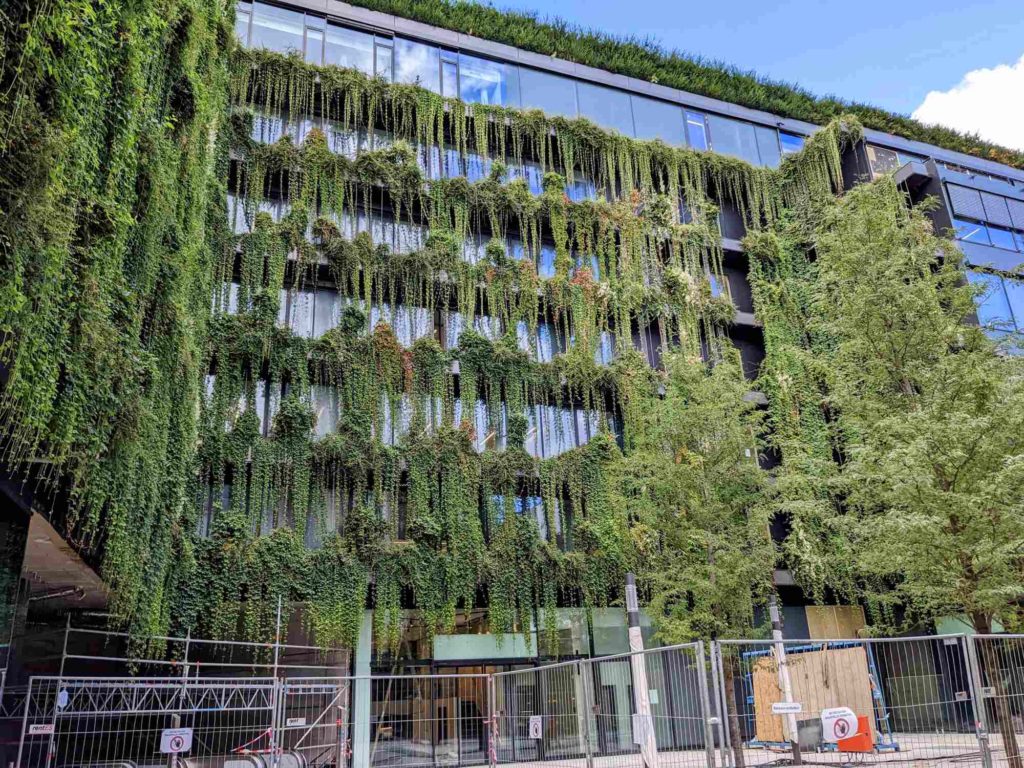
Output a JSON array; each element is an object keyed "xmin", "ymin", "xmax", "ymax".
[{"xmin": 344, "ymin": 0, "xmax": 1024, "ymax": 172}]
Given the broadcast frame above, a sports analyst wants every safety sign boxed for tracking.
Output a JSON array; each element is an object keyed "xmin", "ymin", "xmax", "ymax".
[
  {"xmin": 160, "ymin": 727, "xmax": 194, "ymax": 754},
  {"xmin": 820, "ymin": 707, "xmax": 858, "ymax": 743}
]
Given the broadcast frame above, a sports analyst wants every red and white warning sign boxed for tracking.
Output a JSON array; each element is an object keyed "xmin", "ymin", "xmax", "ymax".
[
  {"xmin": 160, "ymin": 727, "xmax": 193, "ymax": 754},
  {"xmin": 820, "ymin": 707, "xmax": 858, "ymax": 743}
]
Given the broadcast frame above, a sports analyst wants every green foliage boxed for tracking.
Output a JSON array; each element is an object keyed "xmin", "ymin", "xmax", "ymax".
[
  {"xmin": 18, "ymin": 1, "xmax": 1007, "ymax": 663},
  {"xmin": 754, "ymin": 177, "xmax": 1024, "ymax": 634},
  {"xmin": 610, "ymin": 351, "xmax": 774, "ymax": 642},
  {"xmin": 340, "ymin": 0, "xmax": 1024, "ymax": 171}
]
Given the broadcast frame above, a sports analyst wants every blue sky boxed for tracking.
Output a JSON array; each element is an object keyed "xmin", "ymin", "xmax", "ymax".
[{"xmin": 483, "ymin": 0, "xmax": 1024, "ymax": 146}]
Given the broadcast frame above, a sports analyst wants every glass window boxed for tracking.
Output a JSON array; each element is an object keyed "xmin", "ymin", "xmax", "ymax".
[
  {"xmin": 440, "ymin": 57, "xmax": 458, "ymax": 99},
  {"xmin": 538, "ymin": 244, "xmax": 556, "ymax": 278},
  {"xmin": 519, "ymin": 67, "xmax": 577, "ymax": 118},
  {"xmin": 395, "ymin": 38, "xmax": 440, "ymax": 92},
  {"xmin": 866, "ymin": 145, "xmax": 900, "ymax": 177},
  {"xmin": 685, "ymin": 111, "xmax": 708, "ymax": 151},
  {"xmin": 313, "ymin": 288, "xmax": 340, "ymax": 336},
  {"xmin": 235, "ymin": 2, "xmax": 252, "ymax": 45},
  {"xmin": 325, "ymin": 23, "xmax": 374, "ymax": 75},
  {"xmin": 967, "ymin": 271, "xmax": 1014, "ymax": 332},
  {"xmin": 707, "ymin": 114, "xmax": 760, "ymax": 165},
  {"xmin": 576, "ymin": 82, "xmax": 634, "ymax": 136},
  {"xmin": 375, "ymin": 44, "xmax": 393, "ymax": 80},
  {"xmin": 305, "ymin": 23, "xmax": 324, "ymax": 65},
  {"xmin": 780, "ymin": 132, "xmax": 804, "ymax": 155},
  {"xmin": 954, "ymin": 218, "xmax": 991, "ymax": 246},
  {"xmin": 595, "ymin": 331, "xmax": 615, "ymax": 366},
  {"xmin": 988, "ymin": 226, "xmax": 1018, "ymax": 251},
  {"xmin": 459, "ymin": 53, "xmax": 519, "ymax": 106},
  {"xmin": 288, "ymin": 289, "xmax": 315, "ymax": 338},
  {"xmin": 1015, "ymin": 231, "xmax": 1024, "ymax": 253},
  {"xmin": 630, "ymin": 96, "xmax": 685, "ymax": 145},
  {"xmin": 754, "ymin": 125, "xmax": 782, "ymax": 168},
  {"xmin": 1003, "ymin": 277, "xmax": 1024, "ymax": 330},
  {"xmin": 311, "ymin": 385, "xmax": 338, "ymax": 437},
  {"xmin": 250, "ymin": 2, "xmax": 304, "ymax": 55}
]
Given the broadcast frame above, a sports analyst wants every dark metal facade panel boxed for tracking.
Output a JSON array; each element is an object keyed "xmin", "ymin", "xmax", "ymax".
[
  {"xmin": 947, "ymin": 184, "xmax": 986, "ymax": 221},
  {"xmin": 981, "ymin": 192, "xmax": 1013, "ymax": 227}
]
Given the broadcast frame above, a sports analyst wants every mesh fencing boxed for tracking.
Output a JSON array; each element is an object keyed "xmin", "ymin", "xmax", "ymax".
[{"xmin": 8, "ymin": 634, "xmax": 1024, "ymax": 768}]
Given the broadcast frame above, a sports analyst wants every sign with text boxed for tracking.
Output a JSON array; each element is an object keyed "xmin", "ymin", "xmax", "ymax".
[
  {"xmin": 528, "ymin": 716, "xmax": 542, "ymax": 740},
  {"xmin": 160, "ymin": 727, "xmax": 193, "ymax": 754},
  {"xmin": 820, "ymin": 707, "xmax": 858, "ymax": 743},
  {"xmin": 771, "ymin": 702, "xmax": 803, "ymax": 715}
]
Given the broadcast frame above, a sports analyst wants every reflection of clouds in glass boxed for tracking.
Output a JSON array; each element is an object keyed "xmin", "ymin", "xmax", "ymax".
[{"xmin": 395, "ymin": 39, "xmax": 439, "ymax": 91}]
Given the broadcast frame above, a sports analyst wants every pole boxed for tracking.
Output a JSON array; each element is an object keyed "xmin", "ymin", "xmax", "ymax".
[
  {"xmin": 768, "ymin": 595, "xmax": 801, "ymax": 765},
  {"xmin": 270, "ymin": 596, "xmax": 282, "ymax": 768},
  {"xmin": 625, "ymin": 573, "xmax": 659, "ymax": 768}
]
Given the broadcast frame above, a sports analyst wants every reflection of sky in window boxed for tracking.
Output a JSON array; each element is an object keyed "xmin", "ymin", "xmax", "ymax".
[
  {"xmin": 395, "ymin": 38, "xmax": 440, "ymax": 92},
  {"xmin": 250, "ymin": 3, "xmax": 304, "ymax": 54},
  {"xmin": 967, "ymin": 271, "xmax": 1014, "ymax": 333},
  {"xmin": 325, "ymin": 24, "xmax": 374, "ymax": 74},
  {"xmin": 686, "ymin": 111, "xmax": 709, "ymax": 151},
  {"xmin": 780, "ymin": 132, "xmax": 805, "ymax": 155},
  {"xmin": 1003, "ymin": 278, "xmax": 1024, "ymax": 330},
  {"xmin": 459, "ymin": 54, "xmax": 517, "ymax": 106},
  {"xmin": 954, "ymin": 218, "xmax": 990, "ymax": 245}
]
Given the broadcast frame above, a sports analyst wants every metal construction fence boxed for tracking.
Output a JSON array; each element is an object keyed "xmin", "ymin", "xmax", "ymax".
[{"xmin": 5, "ymin": 634, "xmax": 1024, "ymax": 768}]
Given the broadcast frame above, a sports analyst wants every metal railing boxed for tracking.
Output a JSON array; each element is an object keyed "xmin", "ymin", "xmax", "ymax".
[{"xmin": 8, "ymin": 634, "xmax": 1024, "ymax": 768}]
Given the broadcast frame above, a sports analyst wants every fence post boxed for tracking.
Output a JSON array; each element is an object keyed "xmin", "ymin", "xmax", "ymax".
[
  {"xmin": 709, "ymin": 642, "xmax": 730, "ymax": 768},
  {"xmin": 695, "ymin": 642, "xmax": 717, "ymax": 768},
  {"xmin": 579, "ymin": 660, "xmax": 595, "ymax": 768},
  {"xmin": 15, "ymin": 676, "xmax": 33, "ymax": 768},
  {"xmin": 965, "ymin": 635, "xmax": 994, "ymax": 768},
  {"xmin": 487, "ymin": 673, "xmax": 497, "ymax": 768}
]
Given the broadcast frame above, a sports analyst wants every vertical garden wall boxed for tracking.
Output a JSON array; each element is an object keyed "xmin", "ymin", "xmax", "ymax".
[{"xmin": 6, "ymin": 0, "xmax": 952, "ymax": 652}]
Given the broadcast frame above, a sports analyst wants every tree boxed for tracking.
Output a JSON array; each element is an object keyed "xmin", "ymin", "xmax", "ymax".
[
  {"xmin": 609, "ymin": 349, "xmax": 775, "ymax": 765},
  {"xmin": 782, "ymin": 179, "xmax": 1024, "ymax": 765}
]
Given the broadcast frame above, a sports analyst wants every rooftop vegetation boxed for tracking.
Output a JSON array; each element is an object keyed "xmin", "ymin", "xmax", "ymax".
[{"xmin": 345, "ymin": 0, "xmax": 1024, "ymax": 171}]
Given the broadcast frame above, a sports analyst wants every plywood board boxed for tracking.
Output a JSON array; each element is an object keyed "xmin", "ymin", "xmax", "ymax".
[{"xmin": 751, "ymin": 645, "xmax": 876, "ymax": 746}]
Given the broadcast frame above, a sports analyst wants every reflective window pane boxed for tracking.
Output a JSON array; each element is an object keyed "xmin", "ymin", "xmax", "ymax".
[
  {"xmin": 576, "ymin": 82, "xmax": 634, "ymax": 136},
  {"xmin": 305, "ymin": 26, "xmax": 323, "ymax": 65},
  {"xmin": 867, "ymin": 144, "xmax": 900, "ymax": 177},
  {"xmin": 1003, "ymin": 277, "xmax": 1024, "ymax": 330},
  {"xmin": 967, "ymin": 271, "xmax": 1014, "ymax": 331},
  {"xmin": 325, "ymin": 23, "xmax": 374, "ymax": 75},
  {"xmin": 685, "ymin": 111, "xmax": 708, "ymax": 151},
  {"xmin": 988, "ymin": 226, "xmax": 1017, "ymax": 251},
  {"xmin": 780, "ymin": 132, "xmax": 804, "ymax": 155},
  {"xmin": 235, "ymin": 3, "xmax": 252, "ymax": 45},
  {"xmin": 250, "ymin": 2, "xmax": 304, "ymax": 54},
  {"xmin": 395, "ymin": 38, "xmax": 439, "ymax": 92},
  {"xmin": 707, "ymin": 114, "xmax": 760, "ymax": 165},
  {"xmin": 630, "ymin": 96, "xmax": 685, "ymax": 144},
  {"xmin": 1015, "ymin": 232, "xmax": 1024, "ymax": 253},
  {"xmin": 519, "ymin": 67, "xmax": 577, "ymax": 118},
  {"xmin": 954, "ymin": 218, "xmax": 991, "ymax": 245},
  {"xmin": 441, "ymin": 59, "xmax": 458, "ymax": 99},
  {"xmin": 755, "ymin": 125, "xmax": 782, "ymax": 168},
  {"xmin": 459, "ymin": 53, "xmax": 519, "ymax": 106},
  {"xmin": 375, "ymin": 44, "xmax": 393, "ymax": 80}
]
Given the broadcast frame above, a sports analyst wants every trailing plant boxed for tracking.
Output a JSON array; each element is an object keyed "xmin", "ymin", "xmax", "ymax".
[{"xmin": 340, "ymin": 0, "xmax": 1024, "ymax": 170}]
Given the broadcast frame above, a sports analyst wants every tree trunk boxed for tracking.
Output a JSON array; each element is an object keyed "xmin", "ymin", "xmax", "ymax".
[
  {"xmin": 974, "ymin": 615, "xmax": 1022, "ymax": 768},
  {"xmin": 723, "ymin": 661, "xmax": 746, "ymax": 768}
]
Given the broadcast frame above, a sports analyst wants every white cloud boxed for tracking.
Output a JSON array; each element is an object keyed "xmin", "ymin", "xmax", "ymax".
[{"xmin": 912, "ymin": 54, "xmax": 1024, "ymax": 151}]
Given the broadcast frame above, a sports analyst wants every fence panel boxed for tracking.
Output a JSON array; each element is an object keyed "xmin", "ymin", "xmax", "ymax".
[
  {"xmin": 580, "ymin": 643, "xmax": 714, "ymax": 768},
  {"xmin": 278, "ymin": 677, "xmax": 352, "ymax": 767},
  {"xmin": 16, "ymin": 676, "xmax": 279, "ymax": 768},
  {"xmin": 715, "ymin": 636, "xmax": 985, "ymax": 767},
  {"xmin": 972, "ymin": 635, "xmax": 1024, "ymax": 768},
  {"xmin": 364, "ymin": 673, "xmax": 491, "ymax": 768},
  {"xmin": 492, "ymin": 661, "xmax": 589, "ymax": 768}
]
